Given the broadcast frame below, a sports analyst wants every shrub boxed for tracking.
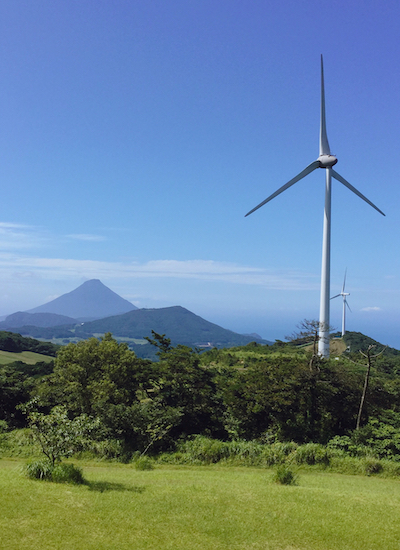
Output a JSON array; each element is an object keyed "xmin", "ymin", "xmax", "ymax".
[
  {"xmin": 1, "ymin": 428, "xmax": 39, "ymax": 458},
  {"xmin": 51, "ymin": 463, "xmax": 86, "ymax": 484},
  {"xmin": 156, "ymin": 451, "xmax": 188, "ymax": 464},
  {"xmin": 25, "ymin": 460, "xmax": 54, "ymax": 481},
  {"xmin": 291, "ymin": 443, "xmax": 330, "ymax": 466},
  {"xmin": 273, "ymin": 465, "xmax": 298, "ymax": 485},
  {"xmin": 327, "ymin": 435, "xmax": 371, "ymax": 458},
  {"xmin": 133, "ymin": 456, "xmax": 154, "ymax": 470},
  {"xmin": 363, "ymin": 458, "xmax": 383, "ymax": 476},
  {"xmin": 25, "ymin": 460, "xmax": 86, "ymax": 484},
  {"xmin": 179, "ymin": 436, "xmax": 230, "ymax": 464},
  {"xmin": 27, "ymin": 405, "xmax": 100, "ymax": 466},
  {"xmin": 0, "ymin": 420, "xmax": 8, "ymax": 433},
  {"xmin": 86, "ymin": 438, "xmax": 125, "ymax": 460},
  {"xmin": 262, "ymin": 442, "xmax": 297, "ymax": 466}
]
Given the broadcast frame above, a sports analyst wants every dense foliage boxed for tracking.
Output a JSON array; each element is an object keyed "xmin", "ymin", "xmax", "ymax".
[
  {"xmin": 0, "ymin": 331, "xmax": 59, "ymax": 355},
  {"xmin": 2, "ymin": 330, "xmax": 400, "ymax": 462}
]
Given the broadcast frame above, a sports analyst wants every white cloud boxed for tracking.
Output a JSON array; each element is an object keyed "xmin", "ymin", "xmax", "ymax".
[
  {"xmin": 0, "ymin": 222, "xmax": 108, "ymax": 251},
  {"xmin": 66, "ymin": 234, "xmax": 107, "ymax": 242},
  {"xmin": 0, "ymin": 254, "xmax": 317, "ymax": 290},
  {"xmin": 361, "ymin": 306, "xmax": 382, "ymax": 312},
  {"xmin": 0, "ymin": 222, "xmax": 317, "ymax": 290},
  {"xmin": 0, "ymin": 223, "xmax": 48, "ymax": 250},
  {"xmin": 0, "ymin": 222, "xmax": 31, "ymax": 229}
]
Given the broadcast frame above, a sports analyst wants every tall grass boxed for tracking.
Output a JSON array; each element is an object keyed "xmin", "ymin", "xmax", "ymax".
[
  {"xmin": 25, "ymin": 460, "xmax": 86, "ymax": 484},
  {"xmin": 0, "ymin": 428, "xmax": 41, "ymax": 458},
  {"xmin": 273, "ymin": 464, "xmax": 298, "ymax": 485},
  {"xmin": 158, "ymin": 435, "xmax": 400, "ymax": 477},
  {"xmin": 160, "ymin": 435, "xmax": 298, "ymax": 466},
  {"xmin": 2, "ymin": 430, "xmax": 400, "ymax": 478}
]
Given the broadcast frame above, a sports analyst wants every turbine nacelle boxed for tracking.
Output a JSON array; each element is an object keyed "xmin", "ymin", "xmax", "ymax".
[
  {"xmin": 245, "ymin": 55, "xmax": 385, "ymax": 357},
  {"xmin": 331, "ymin": 271, "xmax": 351, "ymax": 337},
  {"xmin": 318, "ymin": 154, "xmax": 338, "ymax": 168}
]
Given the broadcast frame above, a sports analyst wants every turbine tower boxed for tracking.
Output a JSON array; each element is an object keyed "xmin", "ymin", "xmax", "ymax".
[
  {"xmin": 331, "ymin": 270, "xmax": 351, "ymax": 337},
  {"xmin": 245, "ymin": 56, "xmax": 385, "ymax": 357}
]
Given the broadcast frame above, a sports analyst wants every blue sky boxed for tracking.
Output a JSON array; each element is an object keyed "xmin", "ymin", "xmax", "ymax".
[{"xmin": 0, "ymin": 0, "xmax": 399, "ymax": 346}]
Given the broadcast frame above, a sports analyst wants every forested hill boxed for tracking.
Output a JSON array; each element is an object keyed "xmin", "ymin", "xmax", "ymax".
[
  {"xmin": 0, "ymin": 331, "xmax": 59, "ymax": 356},
  {"xmin": 343, "ymin": 332, "xmax": 400, "ymax": 356},
  {"xmin": 74, "ymin": 306, "xmax": 271, "ymax": 347}
]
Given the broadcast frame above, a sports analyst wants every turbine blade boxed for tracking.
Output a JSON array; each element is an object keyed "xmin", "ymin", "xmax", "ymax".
[
  {"xmin": 345, "ymin": 298, "xmax": 352, "ymax": 312},
  {"xmin": 342, "ymin": 269, "xmax": 347, "ymax": 293},
  {"xmin": 331, "ymin": 170, "xmax": 385, "ymax": 216},
  {"xmin": 330, "ymin": 294, "xmax": 341, "ymax": 300},
  {"xmin": 320, "ymin": 55, "xmax": 331, "ymax": 156},
  {"xmin": 245, "ymin": 161, "xmax": 320, "ymax": 217}
]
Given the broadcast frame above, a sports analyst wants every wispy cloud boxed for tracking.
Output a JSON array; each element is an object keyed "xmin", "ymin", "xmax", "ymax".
[
  {"xmin": 66, "ymin": 234, "xmax": 107, "ymax": 242},
  {"xmin": 0, "ymin": 222, "xmax": 31, "ymax": 229},
  {"xmin": 0, "ymin": 221, "xmax": 319, "ymax": 296},
  {"xmin": 0, "ymin": 254, "xmax": 317, "ymax": 291},
  {"xmin": 0, "ymin": 222, "xmax": 107, "ymax": 250},
  {"xmin": 0, "ymin": 222, "xmax": 48, "ymax": 250},
  {"xmin": 361, "ymin": 306, "xmax": 382, "ymax": 312}
]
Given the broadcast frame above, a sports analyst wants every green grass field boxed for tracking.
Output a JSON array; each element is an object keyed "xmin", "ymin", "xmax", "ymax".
[
  {"xmin": 1, "ymin": 459, "xmax": 400, "ymax": 550},
  {"xmin": 0, "ymin": 350, "xmax": 54, "ymax": 365}
]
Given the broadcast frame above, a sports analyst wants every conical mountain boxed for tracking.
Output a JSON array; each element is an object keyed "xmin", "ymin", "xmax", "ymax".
[{"xmin": 27, "ymin": 279, "xmax": 137, "ymax": 321}]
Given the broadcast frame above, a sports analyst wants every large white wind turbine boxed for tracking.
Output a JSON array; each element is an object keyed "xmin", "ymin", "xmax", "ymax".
[
  {"xmin": 245, "ymin": 56, "xmax": 385, "ymax": 357},
  {"xmin": 331, "ymin": 270, "xmax": 351, "ymax": 337}
]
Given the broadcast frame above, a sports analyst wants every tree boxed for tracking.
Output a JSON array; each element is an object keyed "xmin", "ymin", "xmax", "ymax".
[
  {"xmin": 287, "ymin": 319, "xmax": 333, "ymax": 371},
  {"xmin": 356, "ymin": 345, "xmax": 386, "ymax": 430},
  {"xmin": 144, "ymin": 331, "xmax": 172, "ymax": 355},
  {"xmin": 0, "ymin": 366, "xmax": 32, "ymax": 428},
  {"xmin": 36, "ymin": 334, "xmax": 183, "ymax": 455},
  {"xmin": 146, "ymin": 333, "xmax": 225, "ymax": 440},
  {"xmin": 26, "ymin": 404, "xmax": 99, "ymax": 466},
  {"xmin": 37, "ymin": 333, "xmax": 155, "ymax": 416}
]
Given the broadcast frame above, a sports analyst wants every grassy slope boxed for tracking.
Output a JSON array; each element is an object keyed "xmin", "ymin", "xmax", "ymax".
[
  {"xmin": 0, "ymin": 350, "xmax": 54, "ymax": 365},
  {"xmin": 300, "ymin": 337, "xmax": 347, "ymax": 356},
  {"xmin": 1, "ymin": 460, "xmax": 400, "ymax": 550}
]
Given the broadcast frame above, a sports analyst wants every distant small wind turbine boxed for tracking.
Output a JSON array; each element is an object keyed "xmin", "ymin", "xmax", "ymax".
[
  {"xmin": 331, "ymin": 270, "xmax": 351, "ymax": 337},
  {"xmin": 245, "ymin": 55, "xmax": 385, "ymax": 357}
]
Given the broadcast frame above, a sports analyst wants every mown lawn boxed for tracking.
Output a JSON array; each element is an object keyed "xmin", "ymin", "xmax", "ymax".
[
  {"xmin": 1, "ymin": 459, "xmax": 400, "ymax": 550},
  {"xmin": 0, "ymin": 350, "xmax": 54, "ymax": 365}
]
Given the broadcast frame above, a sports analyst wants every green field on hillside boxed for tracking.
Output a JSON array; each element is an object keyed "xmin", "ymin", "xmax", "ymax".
[
  {"xmin": 0, "ymin": 350, "xmax": 54, "ymax": 365},
  {"xmin": 0, "ymin": 460, "xmax": 399, "ymax": 550}
]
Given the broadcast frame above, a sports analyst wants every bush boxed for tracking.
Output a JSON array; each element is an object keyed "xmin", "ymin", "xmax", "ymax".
[
  {"xmin": 262, "ymin": 442, "xmax": 297, "ymax": 466},
  {"xmin": 85, "ymin": 438, "xmax": 125, "ymax": 460},
  {"xmin": 133, "ymin": 455, "xmax": 154, "ymax": 470},
  {"xmin": 51, "ymin": 463, "xmax": 86, "ymax": 484},
  {"xmin": 25, "ymin": 460, "xmax": 53, "ymax": 481},
  {"xmin": 273, "ymin": 465, "xmax": 298, "ymax": 485},
  {"xmin": 27, "ymin": 405, "xmax": 100, "ymax": 466},
  {"xmin": 25, "ymin": 460, "xmax": 86, "ymax": 484},
  {"xmin": 291, "ymin": 443, "xmax": 330, "ymax": 466},
  {"xmin": 363, "ymin": 458, "xmax": 383, "ymax": 476},
  {"xmin": 0, "ymin": 420, "xmax": 8, "ymax": 433},
  {"xmin": 1, "ymin": 428, "xmax": 40, "ymax": 458},
  {"xmin": 327, "ymin": 435, "xmax": 371, "ymax": 458},
  {"xmin": 179, "ymin": 436, "xmax": 230, "ymax": 464}
]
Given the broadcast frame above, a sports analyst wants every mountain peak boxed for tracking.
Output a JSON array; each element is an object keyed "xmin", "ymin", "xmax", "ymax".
[
  {"xmin": 81, "ymin": 279, "xmax": 102, "ymax": 286},
  {"xmin": 27, "ymin": 280, "xmax": 138, "ymax": 320}
]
